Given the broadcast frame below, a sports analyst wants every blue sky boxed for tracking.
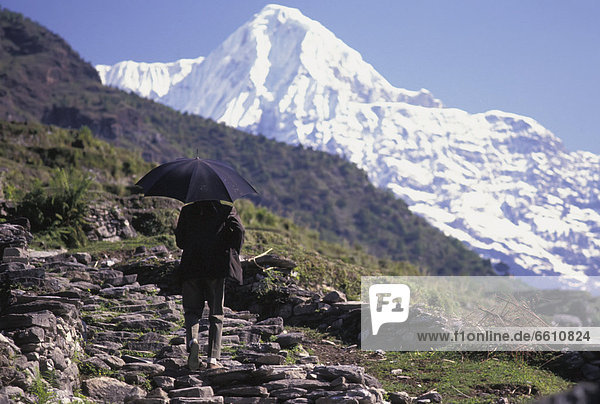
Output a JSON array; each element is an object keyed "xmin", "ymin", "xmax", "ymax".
[{"xmin": 3, "ymin": 0, "xmax": 599, "ymax": 154}]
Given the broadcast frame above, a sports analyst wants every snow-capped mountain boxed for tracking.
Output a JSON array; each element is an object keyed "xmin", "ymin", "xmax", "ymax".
[
  {"xmin": 97, "ymin": 4, "xmax": 600, "ymax": 281},
  {"xmin": 96, "ymin": 56, "xmax": 204, "ymax": 99}
]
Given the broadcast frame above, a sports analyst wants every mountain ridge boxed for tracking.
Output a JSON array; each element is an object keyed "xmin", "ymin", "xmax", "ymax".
[
  {"xmin": 0, "ymin": 7, "xmax": 493, "ymax": 276},
  {"xmin": 96, "ymin": 56, "xmax": 205, "ymax": 99},
  {"xmin": 97, "ymin": 4, "xmax": 600, "ymax": 281}
]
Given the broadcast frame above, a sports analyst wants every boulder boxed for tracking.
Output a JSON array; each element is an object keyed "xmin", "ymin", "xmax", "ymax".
[
  {"xmin": 121, "ymin": 362, "xmax": 166, "ymax": 377},
  {"xmin": 202, "ymin": 365, "xmax": 257, "ymax": 385},
  {"xmin": 217, "ymin": 386, "xmax": 269, "ymax": 398},
  {"xmin": 85, "ymin": 204, "xmax": 137, "ymax": 242},
  {"xmin": 536, "ymin": 381, "xmax": 600, "ymax": 404},
  {"xmin": 170, "ymin": 397, "xmax": 224, "ymax": 404},
  {"xmin": 322, "ymin": 291, "xmax": 347, "ymax": 304},
  {"xmin": 251, "ymin": 317, "xmax": 284, "ymax": 337},
  {"xmin": 263, "ymin": 379, "xmax": 330, "ymax": 392},
  {"xmin": 0, "ymin": 224, "xmax": 33, "ymax": 257},
  {"xmin": 82, "ymin": 376, "xmax": 146, "ymax": 402},
  {"xmin": 0, "ymin": 310, "xmax": 56, "ymax": 331},
  {"xmin": 276, "ymin": 332, "xmax": 304, "ymax": 348},
  {"xmin": 416, "ymin": 390, "xmax": 442, "ymax": 403},
  {"xmin": 313, "ymin": 365, "xmax": 365, "ymax": 384},
  {"xmin": 2, "ymin": 247, "xmax": 29, "ymax": 263},
  {"xmin": 251, "ymin": 365, "xmax": 308, "ymax": 382},
  {"xmin": 154, "ymin": 376, "xmax": 176, "ymax": 391},
  {"xmin": 269, "ymin": 387, "xmax": 308, "ymax": 400},
  {"xmin": 223, "ymin": 398, "xmax": 277, "ymax": 404},
  {"xmin": 169, "ymin": 386, "xmax": 215, "ymax": 398}
]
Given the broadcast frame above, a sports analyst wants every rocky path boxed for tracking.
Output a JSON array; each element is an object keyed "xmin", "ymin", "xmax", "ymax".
[
  {"xmin": 0, "ymin": 224, "xmax": 387, "ymax": 404},
  {"xmin": 4, "ymin": 222, "xmax": 599, "ymax": 404}
]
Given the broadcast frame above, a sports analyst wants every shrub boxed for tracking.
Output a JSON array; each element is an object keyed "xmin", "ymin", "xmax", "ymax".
[
  {"xmin": 131, "ymin": 209, "xmax": 178, "ymax": 236},
  {"xmin": 29, "ymin": 370, "xmax": 57, "ymax": 404},
  {"xmin": 17, "ymin": 168, "xmax": 92, "ymax": 247}
]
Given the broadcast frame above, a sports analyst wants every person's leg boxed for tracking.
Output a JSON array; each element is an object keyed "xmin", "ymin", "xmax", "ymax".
[
  {"xmin": 182, "ymin": 278, "xmax": 205, "ymax": 370},
  {"xmin": 204, "ymin": 277, "xmax": 225, "ymax": 367}
]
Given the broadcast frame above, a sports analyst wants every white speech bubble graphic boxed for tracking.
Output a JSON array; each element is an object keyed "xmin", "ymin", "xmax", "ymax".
[{"xmin": 369, "ymin": 283, "xmax": 410, "ymax": 335}]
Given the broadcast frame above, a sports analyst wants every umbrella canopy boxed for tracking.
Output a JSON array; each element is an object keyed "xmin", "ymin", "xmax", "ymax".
[{"xmin": 135, "ymin": 158, "xmax": 258, "ymax": 203}]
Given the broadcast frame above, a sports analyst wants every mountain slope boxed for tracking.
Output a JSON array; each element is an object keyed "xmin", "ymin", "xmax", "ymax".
[
  {"xmin": 0, "ymin": 7, "xmax": 492, "ymax": 275},
  {"xmin": 98, "ymin": 4, "xmax": 600, "ymax": 280},
  {"xmin": 0, "ymin": 9, "xmax": 99, "ymax": 121}
]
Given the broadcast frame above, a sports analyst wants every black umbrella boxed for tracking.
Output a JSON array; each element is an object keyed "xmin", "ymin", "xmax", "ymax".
[{"xmin": 135, "ymin": 158, "xmax": 258, "ymax": 203}]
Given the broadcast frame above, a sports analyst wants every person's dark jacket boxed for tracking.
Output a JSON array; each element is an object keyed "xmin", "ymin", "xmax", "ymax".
[{"xmin": 175, "ymin": 201, "xmax": 245, "ymax": 284}]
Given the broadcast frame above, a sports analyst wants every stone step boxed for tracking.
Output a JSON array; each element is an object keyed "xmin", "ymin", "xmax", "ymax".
[
  {"xmin": 171, "ymin": 398, "xmax": 224, "ymax": 404},
  {"xmin": 112, "ymin": 301, "xmax": 179, "ymax": 313},
  {"xmin": 122, "ymin": 354, "xmax": 155, "ymax": 364},
  {"xmin": 223, "ymin": 398, "xmax": 276, "ymax": 404},
  {"xmin": 215, "ymin": 386, "xmax": 269, "ymax": 398}
]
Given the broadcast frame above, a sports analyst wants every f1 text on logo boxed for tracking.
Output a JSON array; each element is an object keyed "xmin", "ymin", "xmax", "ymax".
[{"xmin": 369, "ymin": 284, "xmax": 410, "ymax": 335}]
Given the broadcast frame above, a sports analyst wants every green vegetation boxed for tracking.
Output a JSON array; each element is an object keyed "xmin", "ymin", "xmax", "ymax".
[
  {"xmin": 73, "ymin": 391, "xmax": 95, "ymax": 404},
  {"xmin": 65, "ymin": 197, "xmax": 417, "ymax": 297},
  {"xmin": 362, "ymin": 351, "xmax": 573, "ymax": 403},
  {"xmin": 287, "ymin": 326, "xmax": 574, "ymax": 403},
  {"xmin": 236, "ymin": 199, "xmax": 420, "ymax": 298},
  {"xmin": 130, "ymin": 208, "xmax": 178, "ymax": 237},
  {"xmin": 0, "ymin": 121, "xmax": 152, "ymax": 248},
  {"xmin": 282, "ymin": 344, "xmax": 310, "ymax": 365},
  {"xmin": 16, "ymin": 168, "xmax": 91, "ymax": 247},
  {"xmin": 0, "ymin": 121, "xmax": 152, "ymax": 196},
  {"xmin": 77, "ymin": 361, "xmax": 117, "ymax": 378},
  {"xmin": 119, "ymin": 349, "xmax": 156, "ymax": 358},
  {"xmin": 70, "ymin": 234, "xmax": 176, "ymax": 257},
  {"xmin": 29, "ymin": 370, "xmax": 58, "ymax": 404}
]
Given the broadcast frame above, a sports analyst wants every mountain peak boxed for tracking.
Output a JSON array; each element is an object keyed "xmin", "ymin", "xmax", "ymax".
[
  {"xmin": 97, "ymin": 5, "xmax": 600, "ymax": 281},
  {"xmin": 257, "ymin": 3, "xmax": 310, "ymax": 22},
  {"xmin": 250, "ymin": 3, "xmax": 335, "ymax": 43},
  {"xmin": 253, "ymin": 3, "xmax": 330, "ymax": 32},
  {"xmin": 153, "ymin": 3, "xmax": 441, "ymax": 131}
]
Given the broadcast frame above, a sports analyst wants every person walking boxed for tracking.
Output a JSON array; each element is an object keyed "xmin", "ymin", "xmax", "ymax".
[{"xmin": 175, "ymin": 200, "xmax": 245, "ymax": 370}]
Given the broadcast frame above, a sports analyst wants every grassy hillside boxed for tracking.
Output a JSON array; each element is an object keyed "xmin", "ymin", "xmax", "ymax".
[
  {"xmin": 0, "ymin": 8, "xmax": 493, "ymax": 276},
  {"xmin": 0, "ymin": 120, "xmax": 419, "ymax": 296},
  {"xmin": 236, "ymin": 199, "xmax": 421, "ymax": 298},
  {"xmin": 0, "ymin": 120, "xmax": 151, "ymax": 196}
]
